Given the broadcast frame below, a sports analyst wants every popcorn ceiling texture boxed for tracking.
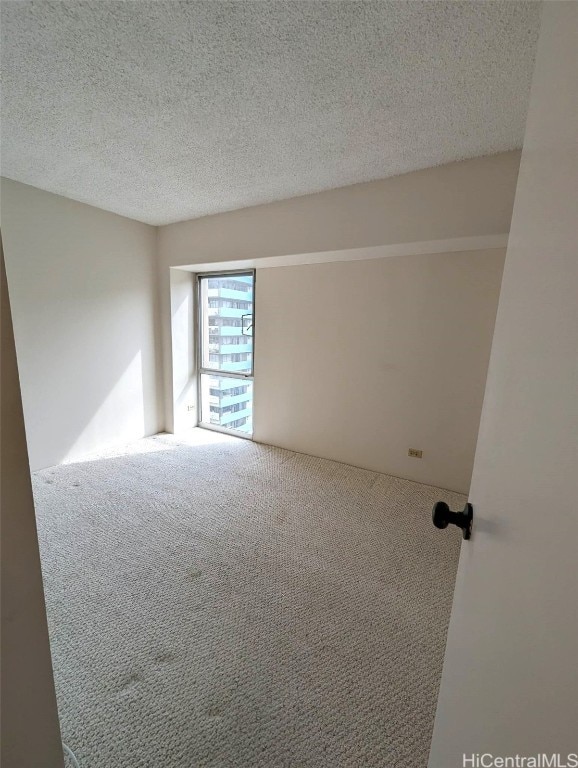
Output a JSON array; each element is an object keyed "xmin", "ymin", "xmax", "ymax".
[
  {"xmin": 1, "ymin": 1, "xmax": 540, "ymax": 225},
  {"xmin": 34, "ymin": 430, "xmax": 464, "ymax": 768}
]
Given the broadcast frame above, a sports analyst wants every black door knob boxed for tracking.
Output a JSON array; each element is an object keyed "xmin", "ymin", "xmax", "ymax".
[{"xmin": 432, "ymin": 501, "xmax": 473, "ymax": 540}]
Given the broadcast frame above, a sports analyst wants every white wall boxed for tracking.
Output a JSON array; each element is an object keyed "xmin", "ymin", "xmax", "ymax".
[
  {"xmin": 1, "ymin": 178, "xmax": 162, "ymax": 470},
  {"xmin": 429, "ymin": 3, "xmax": 578, "ymax": 763},
  {"xmin": 159, "ymin": 151, "xmax": 521, "ymax": 432},
  {"xmin": 254, "ymin": 249, "xmax": 505, "ymax": 494},
  {"xmin": 1, "ymin": 152, "xmax": 521, "ymax": 478},
  {"xmin": 1, "ymin": 240, "xmax": 63, "ymax": 768},
  {"xmin": 160, "ymin": 151, "xmax": 520, "ymax": 266},
  {"xmin": 170, "ymin": 268, "xmax": 196, "ymax": 434}
]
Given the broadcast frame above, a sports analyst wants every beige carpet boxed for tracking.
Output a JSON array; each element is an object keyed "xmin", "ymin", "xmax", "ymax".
[{"xmin": 33, "ymin": 429, "xmax": 464, "ymax": 768}]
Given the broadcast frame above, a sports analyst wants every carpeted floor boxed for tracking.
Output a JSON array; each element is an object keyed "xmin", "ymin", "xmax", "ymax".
[{"xmin": 33, "ymin": 429, "xmax": 464, "ymax": 768}]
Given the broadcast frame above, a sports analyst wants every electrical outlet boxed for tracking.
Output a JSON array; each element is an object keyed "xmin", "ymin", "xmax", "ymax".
[{"xmin": 408, "ymin": 448, "xmax": 423, "ymax": 458}]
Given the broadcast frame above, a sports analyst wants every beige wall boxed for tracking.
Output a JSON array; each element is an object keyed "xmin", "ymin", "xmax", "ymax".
[
  {"xmin": 254, "ymin": 249, "xmax": 505, "ymax": 494},
  {"xmin": 160, "ymin": 151, "xmax": 520, "ymax": 267},
  {"xmin": 170, "ymin": 268, "xmax": 196, "ymax": 433},
  {"xmin": 159, "ymin": 151, "xmax": 521, "ymax": 433},
  {"xmin": 1, "ymin": 152, "xmax": 521, "ymax": 481},
  {"xmin": 429, "ymin": 3, "xmax": 578, "ymax": 762},
  {"xmin": 0, "ymin": 179, "xmax": 162, "ymax": 470},
  {"xmin": 1, "ymin": 240, "xmax": 64, "ymax": 768}
]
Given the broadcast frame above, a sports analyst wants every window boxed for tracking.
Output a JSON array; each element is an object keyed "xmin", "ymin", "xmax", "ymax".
[{"xmin": 198, "ymin": 272, "xmax": 255, "ymax": 436}]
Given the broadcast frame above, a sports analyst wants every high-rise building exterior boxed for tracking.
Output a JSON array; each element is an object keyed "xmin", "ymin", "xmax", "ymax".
[{"xmin": 199, "ymin": 274, "xmax": 254, "ymax": 434}]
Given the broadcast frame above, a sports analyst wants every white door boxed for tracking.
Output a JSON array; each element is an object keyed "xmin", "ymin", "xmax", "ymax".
[{"xmin": 428, "ymin": 4, "xmax": 578, "ymax": 766}]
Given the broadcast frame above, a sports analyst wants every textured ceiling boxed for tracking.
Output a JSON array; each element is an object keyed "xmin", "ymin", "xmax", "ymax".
[{"xmin": 1, "ymin": 1, "xmax": 541, "ymax": 225}]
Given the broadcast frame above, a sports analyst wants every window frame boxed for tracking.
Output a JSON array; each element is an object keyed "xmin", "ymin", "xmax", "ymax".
[
  {"xmin": 196, "ymin": 269, "xmax": 256, "ymax": 439},
  {"xmin": 196, "ymin": 270, "xmax": 256, "ymax": 380}
]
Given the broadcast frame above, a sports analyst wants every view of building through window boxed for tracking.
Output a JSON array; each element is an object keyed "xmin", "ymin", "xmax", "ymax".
[{"xmin": 199, "ymin": 274, "xmax": 254, "ymax": 435}]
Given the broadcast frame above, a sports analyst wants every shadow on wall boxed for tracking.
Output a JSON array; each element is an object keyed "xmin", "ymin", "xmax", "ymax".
[
  {"xmin": 0, "ymin": 177, "xmax": 162, "ymax": 472},
  {"xmin": 58, "ymin": 351, "xmax": 149, "ymax": 465},
  {"xmin": 4, "ymin": 268, "xmax": 161, "ymax": 471}
]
